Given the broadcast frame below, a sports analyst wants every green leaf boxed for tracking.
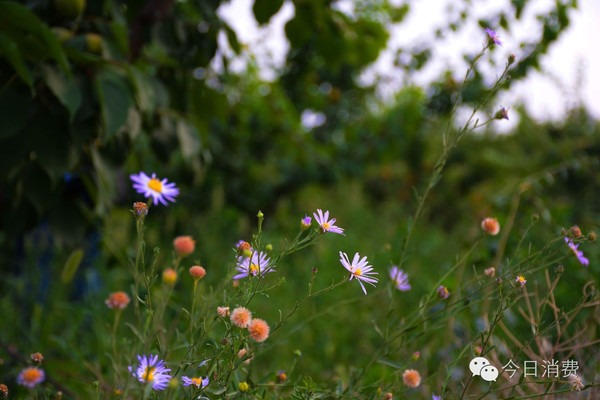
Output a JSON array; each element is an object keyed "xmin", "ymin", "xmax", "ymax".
[
  {"xmin": 0, "ymin": 32, "xmax": 33, "ymax": 89},
  {"xmin": 41, "ymin": 65, "xmax": 82, "ymax": 119},
  {"xmin": 0, "ymin": 85, "xmax": 31, "ymax": 140},
  {"xmin": 253, "ymin": 0, "xmax": 284, "ymax": 25},
  {"xmin": 0, "ymin": 1, "xmax": 71, "ymax": 75},
  {"xmin": 94, "ymin": 68, "xmax": 134, "ymax": 140},
  {"xmin": 125, "ymin": 66, "xmax": 157, "ymax": 116},
  {"xmin": 223, "ymin": 24, "xmax": 241, "ymax": 54},
  {"xmin": 61, "ymin": 248, "xmax": 84, "ymax": 283}
]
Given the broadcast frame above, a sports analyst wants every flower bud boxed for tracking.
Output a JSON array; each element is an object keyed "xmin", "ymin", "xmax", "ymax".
[
  {"xmin": 132, "ymin": 202, "xmax": 148, "ymax": 218},
  {"xmin": 276, "ymin": 371, "xmax": 287, "ymax": 383},
  {"xmin": 31, "ymin": 353, "xmax": 44, "ymax": 364},
  {"xmin": 217, "ymin": 306, "xmax": 230, "ymax": 318},
  {"xmin": 481, "ymin": 217, "xmax": 500, "ymax": 235},
  {"xmin": 105, "ymin": 291, "xmax": 130, "ymax": 310},
  {"xmin": 162, "ymin": 268, "xmax": 177, "ymax": 286},
  {"xmin": 437, "ymin": 285, "xmax": 450, "ymax": 299},
  {"xmin": 301, "ymin": 216, "xmax": 312, "ymax": 229},
  {"xmin": 494, "ymin": 107, "xmax": 509, "ymax": 120},
  {"xmin": 173, "ymin": 236, "xmax": 195, "ymax": 257},
  {"xmin": 570, "ymin": 226, "xmax": 582, "ymax": 238},
  {"xmin": 588, "ymin": 232, "xmax": 597, "ymax": 241},
  {"xmin": 189, "ymin": 266, "xmax": 206, "ymax": 281}
]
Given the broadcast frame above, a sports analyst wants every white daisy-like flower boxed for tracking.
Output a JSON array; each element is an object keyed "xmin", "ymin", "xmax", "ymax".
[
  {"xmin": 130, "ymin": 172, "xmax": 179, "ymax": 206},
  {"xmin": 339, "ymin": 252, "xmax": 378, "ymax": 295}
]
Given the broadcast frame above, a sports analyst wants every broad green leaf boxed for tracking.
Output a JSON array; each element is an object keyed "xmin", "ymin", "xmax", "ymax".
[
  {"xmin": 0, "ymin": 32, "xmax": 33, "ymax": 89},
  {"xmin": 61, "ymin": 248, "xmax": 84, "ymax": 283},
  {"xmin": 0, "ymin": 1, "xmax": 70, "ymax": 74},
  {"xmin": 125, "ymin": 65, "xmax": 156, "ymax": 116},
  {"xmin": 94, "ymin": 68, "xmax": 134, "ymax": 140},
  {"xmin": 41, "ymin": 65, "xmax": 82, "ymax": 119}
]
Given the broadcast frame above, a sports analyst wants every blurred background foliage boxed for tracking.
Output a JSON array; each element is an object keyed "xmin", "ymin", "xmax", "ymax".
[{"xmin": 1, "ymin": 0, "xmax": 600, "ymax": 397}]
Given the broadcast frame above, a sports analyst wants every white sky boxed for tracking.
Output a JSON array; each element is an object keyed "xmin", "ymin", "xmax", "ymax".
[{"xmin": 217, "ymin": 0, "xmax": 600, "ymax": 126}]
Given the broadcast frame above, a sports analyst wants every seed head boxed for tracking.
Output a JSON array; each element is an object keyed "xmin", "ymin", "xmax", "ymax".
[
  {"xmin": 402, "ymin": 369, "xmax": 421, "ymax": 388},
  {"xmin": 248, "ymin": 318, "xmax": 270, "ymax": 342},
  {"xmin": 173, "ymin": 236, "xmax": 195, "ymax": 257},
  {"xmin": 481, "ymin": 217, "xmax": 500, "ymax": 235},
  {"xmin": 189, "ymin": 266, "xmax": 206, "ymax": 281},
  {"xmin": 105, "ymin": 291, "xmax": 130, "ymax": 310},
  {"xmin": 231, "ymin": 307, "xmax": 252, "ymax": 328},
  {"xmin": 31, "ymin": 352, "xmax": 44, "ymax": 364}
]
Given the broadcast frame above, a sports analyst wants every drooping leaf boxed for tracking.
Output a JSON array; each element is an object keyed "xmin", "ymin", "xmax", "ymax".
[
  {"xmin": 94, "ymin": 68, "xmax": 134, "ymax": 140},
  {"xmin": 0, "ymin": 32, "xmax": 33, "ymax": 90},
  {"xmin": 61, "ymin": 248, "xmax": 84, "ymax": 283},
  {"xmin": 253, "ymin": 0, "xmax": 284, "ymax": 25}
]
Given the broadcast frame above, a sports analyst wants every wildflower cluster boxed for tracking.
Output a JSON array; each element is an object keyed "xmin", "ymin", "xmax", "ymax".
[{"xmin": 6, "ymin": 28, "xmax": 595, "ymax": 400}]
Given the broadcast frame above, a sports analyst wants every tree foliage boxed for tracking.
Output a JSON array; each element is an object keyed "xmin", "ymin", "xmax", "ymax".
[{"xmin": 0, "ymin": 0, "xmax": 579, "ymax": 257}]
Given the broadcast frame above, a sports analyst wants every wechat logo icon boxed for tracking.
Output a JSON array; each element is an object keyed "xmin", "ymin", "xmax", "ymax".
[{"xmin": 469, "ymin": 357, "xmax": 499, "ymax": 382}]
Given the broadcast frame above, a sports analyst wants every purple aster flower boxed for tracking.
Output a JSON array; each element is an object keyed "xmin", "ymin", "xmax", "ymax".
[
  {"xmin": 182, "ymin": 375, "xmax": 209, "ymax": 388},
  {"xmin": 515, "ymin": 275, "xmax": 527, "ymax": 286},
  {"xmin": 313, "ymin": 209, "xmax": 345, "ymax": 235},
  {"xmin": 485, "ymin": 27, "xmax": 502, "ymax": 46},
  {"xmin": 433, "ymin": 395, "xmax": 442, "ymax": 400},
  {"xmin": 129, "ymin": 354, "xmax": 172, "ymax": 391},
  {"xmin": 389, "ymin": 266, "xmax": 411, "ymax": 291},
  {"xmin": 234, "ymin": 251, "xmax": 275, "ymax": 279},
  {"xmin": 339, "ymin": 252, "xmax": 378, "ymax": 295},
  {"xmin": 301, "ymin": 215, "xmax": 312, "ymax": 229},
  {"xmin": 130, "ymin": 172, "xmax": 179, "ymax": 206},
  {"xmin": 17, "ymin": 367, "xmax": 45, "ymax": 388},
  {"xmin": 565, "ymin": 237, "xmax": 589, "ymax": 266},
  {"xmin": 437, "ymin": 285, "xmax": 450, "ymax": 299}
]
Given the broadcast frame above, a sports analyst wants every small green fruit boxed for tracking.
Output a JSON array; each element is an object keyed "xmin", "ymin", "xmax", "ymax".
[{"xmin": 85, "ymin": 33, "xmax": 102, "ymax": 54}]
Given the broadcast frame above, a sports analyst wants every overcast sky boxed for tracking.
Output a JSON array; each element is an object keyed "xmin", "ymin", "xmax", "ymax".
[{"xmin": 217, "ymin": 0, "xmax": 600, "ymax": 127}]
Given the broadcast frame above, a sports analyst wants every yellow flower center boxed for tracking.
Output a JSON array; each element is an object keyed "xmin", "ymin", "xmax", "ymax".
[
  {"xmin": 192, "ymin": 377, "xmax": 203, "ymax": 386},
  {"xmin": 250, "ymin": 264, "xmax": 260, "ymax": 274},
  {"xmin": 143, "ymin": 367, "xmax": 155, "ymax": 382},
  {"xmin": 23, "ymin": 368, "xmax": 42, "ymax": 382},
  {"xmin": 321, "ymin": 222, "xmax": 330, "ymax": 230},
  {"xmin": 354, "ymin": 268, "xmax": 362, "ymax": 276},
  {"xmin": 148, "ymin": 178, "xmax": 163, "ymax": 193}
]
